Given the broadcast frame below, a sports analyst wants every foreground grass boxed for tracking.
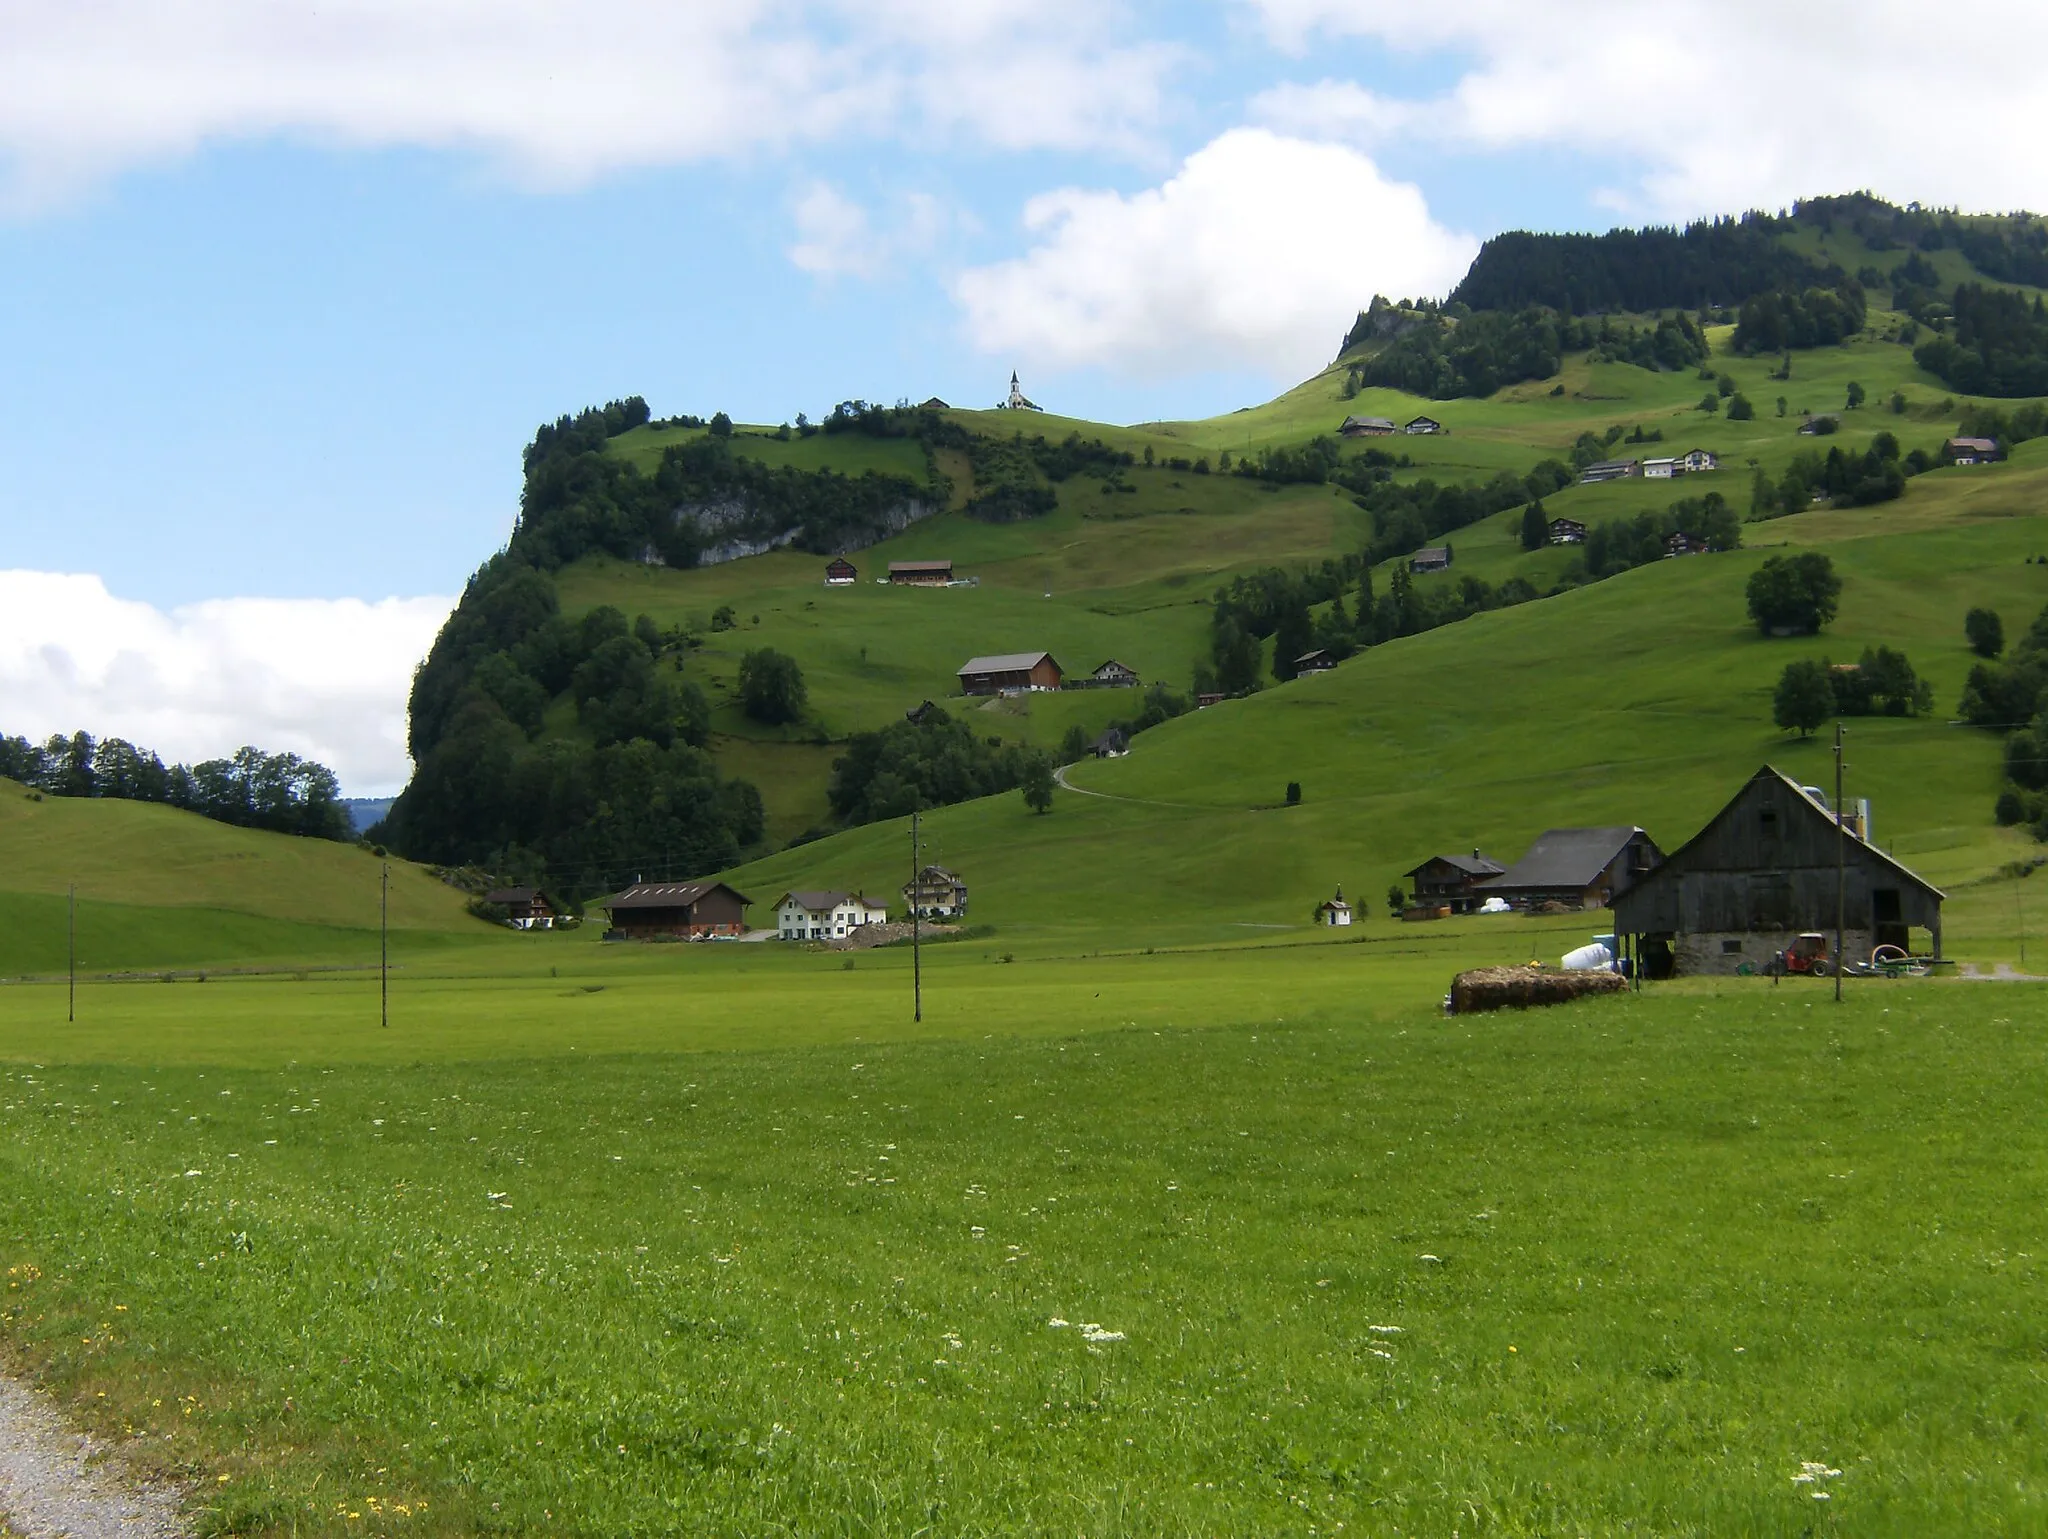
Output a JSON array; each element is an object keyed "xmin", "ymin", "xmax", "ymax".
[{"xmin": 1, "ymin": 982, "xmax": 2044, "ymax": 1537}]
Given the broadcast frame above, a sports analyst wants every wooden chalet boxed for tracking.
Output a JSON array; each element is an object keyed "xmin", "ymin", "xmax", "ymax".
[
  {"xmin": 1410, "ymin": 546, "xmax": 1452, "ymax": 574},
  {"xmin": 598, "ymin": 881, "xmax": 751, "ymax": 940},
  {"xmin": 905, "ymin": 699, "xmax": 942, "ymax": 725},
  {"xmin": 1195, "ymin": 692, "xmax": 1226, "ymax": 708},
  {"xmin": 903, "ymin": 864, "xmax": 969, "ymax": 919},
  {"xmin": 1403, "ymin": 852, "xmax": 1506, "ymax": 914},
  {"xmin": 824, "ymin": 557, "xmax": 858, "ymax": 585},
  {"xmin": 1091, "ymin": 727, "xmax": 1130, "ymax": 758},
  {"xmin": 1946, "ymin": 436, "xmax": 2001, "ymax": 465},
  {"xmin": 1612, "ymin": 766, "xmax": 1943, "ymax": 977},
  {"xmin": 1481, "ymin": 826, "xmax": 1663, "ymax": 911},
  {"xmin": 1340, "ymin": 415, "xmax": 1397, "ymax": 437},
  {"xmin": 484, "ymin": 886, "xmax": 557, "ymax": 930},
  {"xmin": 1087, "ymin": 658, "xmax": 1140, "ymax": 688},
  {"xmin": 1403, "ymin": 415, "xmax": 1444, "ymax": 435},
  {"xmin": 1547, "ymin": 516, "xmax": 1587, "ymax": 545},
  {"xmin": 888, "ymin": 559, "xmax": 954, "ymax": 586},
  {"xmin": 958, "ymin": 651, "xmax": 1062, "ymax": 695},
  {"xmin": 1294, "ymin": 648, "xmax": 1337, "ymax": 675},
  {"xmin": 1664, "ymin": 531, "xmax": 1707, "ymax": 558},
  {"xmin": 1679, "ymin": 448, "xmax": 1718, "ymax": 472}
]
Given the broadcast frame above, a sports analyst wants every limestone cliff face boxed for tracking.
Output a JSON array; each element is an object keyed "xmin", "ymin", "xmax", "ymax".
[{"xmin": 650, "ymin": 494, "xmax": 939, "ymax": 568}]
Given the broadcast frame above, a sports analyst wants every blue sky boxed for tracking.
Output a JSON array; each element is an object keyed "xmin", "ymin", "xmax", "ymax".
[{"xmin": 2, "ymin": 0, "xmax": 2039, "ymax": 791}]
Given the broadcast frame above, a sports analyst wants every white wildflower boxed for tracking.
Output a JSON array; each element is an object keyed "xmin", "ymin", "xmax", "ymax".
[
  {"xmin": 1048, "ymin": 1317, "xmax": 1070, "ymax": 1329},
  {"xmin": 1418, "ymin": 1254, "xmax": 1441, "ymax": 1263},
  {"xmin": 1368, "ymin": 1325, "xmax": 1403, "ymax": 1334},
  {"xmin": 1080, "ymin": 1324, "xmax": 1125, "ymax": 1343}
]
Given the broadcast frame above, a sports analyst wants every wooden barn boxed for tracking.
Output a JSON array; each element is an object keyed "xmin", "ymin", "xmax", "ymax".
[
  {"xmin": 484, "ymin": 886, "xmax": 557, "ymax": 930},
  {"xmin": 824, "ymin": 557, "xmax": 858, "ymax": 585},
  {"xmin": 957, "ymin": 651, "xmax": 1062, "ymax": 695},
  {"xmin": 888, "ymin": 559, "xmax": 954, "ymax": 586},
  {"xmin": 1482, "ymin": 826, "xmax": 1663, "ymax": 911},
  {"xmin": 598, "ymin": 881, "xmax": 752, "ymax": 940},
  {"xmin": 1612, "ymin": 767, "xmax": 1944, "ymax": 977},
  {"xmin": 1403, "ymin": 852, "xmax": 1506, "ymax": 914}
]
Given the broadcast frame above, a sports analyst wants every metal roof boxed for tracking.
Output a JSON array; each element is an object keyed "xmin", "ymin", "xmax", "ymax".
[
  {"xmin": 1484, "ymin": 827, "xmax": 1651, "ymax": 892},
  {"xmin": 888, "ymin": 559, "xmax": 954, "ymax": 571},
  {"xmin": 958, "ymin": 651, "xmax": 1056, "ymax": 675},
  {"xmin": 777, "ymin": 890, "xmax": 883, "ymax": 912},
  {"xmin": 600, "ymin": 881, "xmax": 752, "ymax": 911},
  {"xmin": 1405, "ymin": 852, "xmax": 1505, "ymax": 879}
]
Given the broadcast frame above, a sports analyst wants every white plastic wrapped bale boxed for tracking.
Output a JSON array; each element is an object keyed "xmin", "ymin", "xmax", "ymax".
[
  {"xmin": 1561, "ymin": 941, "xmax": 1615, "ymax": 972},
  {"xmin": 1477, "ymin": 897, "xmax": 1511, "ymax": 914}
]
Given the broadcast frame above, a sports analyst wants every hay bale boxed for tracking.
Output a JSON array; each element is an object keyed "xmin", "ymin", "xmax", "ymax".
[{"xmin": 1450, "ymin": 965, "xmax": 1626, "ymax": 1015}]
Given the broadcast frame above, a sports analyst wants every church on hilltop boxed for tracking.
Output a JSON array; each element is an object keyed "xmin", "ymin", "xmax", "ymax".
[{"xmin": 1000, "ymin": 371, "xmax": 1042, "ymax": 412}]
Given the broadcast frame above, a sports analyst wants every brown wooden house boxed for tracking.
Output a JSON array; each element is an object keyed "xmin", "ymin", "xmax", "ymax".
[
  {"xmin": 598, "ymin": 881, "xmax": 752, "ymax": 940},
  {"xmin": 484, "ymin": 886, "xmax": 557, "ymax": 930},
  {"xmin": 888, "ymin": 559, "xmax": 954, "ymax": 586},
  {"xmin": 825, "ymin": 557, "xmax": 858, "ymax": 585},
  {"xmin": 1612, "ymin": 766, "xmax": 1943, "ymax": 976},
  {"xmin": 1482, "ymin": 826, "xmax": 1663, "ymax": 910},
  {"xmin": 958, "ymin": 651, "xmax": 1062, "ymax": 695},
  {"xmin": 903, "ymin": 864, "xmax": 969, "ymax": 919},
  {"xmin": 1403, "ymin": 852, "xmax": 1506, "ymax": 914}
]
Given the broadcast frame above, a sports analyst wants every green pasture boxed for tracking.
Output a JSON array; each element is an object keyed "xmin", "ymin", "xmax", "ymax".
[{"xmin": 605, "ymin": 424, "xmax": 931, "ymax": 483}]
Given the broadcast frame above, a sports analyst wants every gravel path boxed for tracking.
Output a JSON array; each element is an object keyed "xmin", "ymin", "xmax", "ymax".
[{"xmin": 0, "ymin": 1375, "xmax": 188, "ymax": 1539}]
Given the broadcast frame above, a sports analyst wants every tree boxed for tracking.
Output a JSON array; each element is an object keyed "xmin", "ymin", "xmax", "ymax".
[
  {"xmin": 1059, "ymin": 724, "xmax": 1091, "ymax": 764},
  {"xmin": 708, "ymin": 411, "xmax": 733, "ymax": 438},
  {"xmin": 1386, "ymin": 883, "xmax": 1407, "ymax": 916},
  {"xmin": 1716, "ymin": 372, "xmax": 1736, "ymax": 398},
  {"xmin": 1271, "ymin": 601, "xmax": 1313, "ymax": 682},
  {"xmin": 1520, "ymin": 500, "xmax": 1548, "ymax": 551},
  {"xmin": 1845, "ymin": 380, "xmax": 1866, "ymax": 410},
  {"xmin": 1967, "ymin": 607, "xmax": 2006, "ymax": 658},
  {"xmin": 1213, "ymin": 617, "xmax": 1263, "ymax": 694},
  {"xmin": 1746, "ymin": 552, "xmax": 1841, "ymax": 635},
  {"xmin": 1776, "ymin": 395, "xmax": 1788, "ymax": 417},
  {"xmin": 1889, "ymin": 390, "xmax": 1907, "ymax": 415},
  {"xmin": 1774, "ymin": 659, "xmax": 1835, "ymax": 736},
  {"xmin": 1021, "ymin": 754, "xmax": 1055, "ymax": 814},
  {"xmin": 1698, "ymin": 392, "xmax": 1720, "ymax": 413},
  {"xmin": 1285, "ymin": 781, "xmax": 1302, "ymax": 805},
  {"xmin": 1726, "ymin": 393, "xmax": 1755, "ymax": 420},
  {"xmin": 738, "ymin": 648, "xmax": 807, "ymax": 724}
]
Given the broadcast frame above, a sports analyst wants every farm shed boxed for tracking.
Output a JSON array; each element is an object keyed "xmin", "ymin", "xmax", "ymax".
[
  {"xmin": 1611, "ymin": 766, "xmax": 1943, "ymax": 977},
  {"xmin": 1578, "ymin": 459, "xmax": 1639, "ymax": 484},
  {"xmin": 958, "ymin": 651, "xmax": 1063, "ymax": 695},
  {"xmin": 1403, "ymin": 415, "xmax": 1444, "ymax": 434},
  {"xmin": 1482, "ymin": 826, "xmax": 1663, "ymax": 911},
  {"xmin": 888, "ymin": 559, "xmax": 954, "ymax": 585},
  {"xmin": 1404, "ymin": 852, "xmax": 1506, "ymax": 914},
  {"xmin": 484, "ymin": 886, "xmax": 557, "ymax": 930},
  {"xmin": 1643, "ymin": 456, "xmax": 1679, "ymax": 479},
  {"xmin": 599, "ymin": 881, "xmax": 751, "ymax": 940},
  {"xmin": 1410, "ymin": 547, "xmax": 1452, "ymax": 574},
  {"xmin": 1340, "ymin": 415, "xmax": 1397, "ymax": 437},
  {"xmin": 903, "ymin": 864, "xmax": 969, "ymax": 919}
]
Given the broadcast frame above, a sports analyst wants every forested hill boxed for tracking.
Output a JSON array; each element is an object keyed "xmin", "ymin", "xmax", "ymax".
[{"xmin": 1448, "ymin": 218, "xmax": 1832, "ymax": 315}]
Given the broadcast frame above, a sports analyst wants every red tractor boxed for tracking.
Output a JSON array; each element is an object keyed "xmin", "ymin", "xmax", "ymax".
[{"xmin": 1770, "ymin": 933, "xmax": 1832, "ymax": 978}]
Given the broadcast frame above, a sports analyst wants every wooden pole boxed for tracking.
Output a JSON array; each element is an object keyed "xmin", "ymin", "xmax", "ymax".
[
  {"xmin": 380, "ymin": 861, "xmax": 389, "ymax": 1030},
  {"xmin": 1834, "ymin": 723, "xmax": 1846, "ymax": 1005},
  {"xmin": 67, "ymin": 882, "xmax": 75, "ymax": 1024},
  {"xmin": 911, "ymin": 808, "xmax": 922, "ymax": 1024}
]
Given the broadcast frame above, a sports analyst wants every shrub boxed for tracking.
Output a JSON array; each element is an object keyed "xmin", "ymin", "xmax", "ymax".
[
  {"xmin": 1773, "ymin": 660, "xmax": 1834, "ymax": 736},
  {"xmin": 1727, "ymin": 393, "xmax": 1755, "ymax": 420},
  {"xmin": 1967, "ymin": 607, "xmax": 2005, "ymax": 658},
  {"xmin": 1285, "ymin": 781, "xmax": 1302, "ymax": 806},
  {"xmin": 738, "ymin": 649, "xmax": 807, "ymax": 724},
  {"xmin": 1746, "ymin": 553, "xmax": 1841, "ymax": 635}
]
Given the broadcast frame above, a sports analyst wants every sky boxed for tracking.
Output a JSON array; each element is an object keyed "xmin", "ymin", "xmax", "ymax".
[{"xmin": 5, "ymin": 0, "xmax": 2048, "ymax": 795}]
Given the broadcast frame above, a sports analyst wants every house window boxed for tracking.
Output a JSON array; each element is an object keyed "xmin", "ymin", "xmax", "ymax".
[
  {"xmin": 1721, "ymin": 939, "xmax": 1743, "ymax": 955},
  {"xmin": 1760, "ymin": 808, "xmax": 1779, "ymax": 836}
]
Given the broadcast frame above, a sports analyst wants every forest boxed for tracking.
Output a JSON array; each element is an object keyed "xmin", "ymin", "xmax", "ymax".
[{"xmin": 0, "ymin": 731, "xmax": 352, "ymax": 840}]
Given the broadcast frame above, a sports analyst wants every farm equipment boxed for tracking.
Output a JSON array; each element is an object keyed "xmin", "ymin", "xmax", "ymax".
[{"xmin": 1768, "ymin": 933, "xmax": 1832, "ymax": 978}]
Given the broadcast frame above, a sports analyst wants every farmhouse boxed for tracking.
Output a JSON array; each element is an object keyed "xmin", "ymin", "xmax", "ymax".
[
  {"xmin": 1410, "ymin": 547, "xmax": 1452, "ymax": 574},
  {"xmin": 1798, "ymin": 414, "xmax": 1840, "ymax": 436},
  {"xmin": 1664, "ymin": 531, "xmax": 1707, "ymax": 558},
  {"xmin": 903, "ymin": 864, "xmax": 969, "ymax": 919},
  {"xmin": 1404, "ymin": 852, "xmax": 1507, "ymax": 914},
  {"xmin": 1481, "ymin": 826, "xmax": 1663, "ymax": 911},
  {"xmin": 484, "ymin": 886, "xmax": 557, "ymax": 930},
  {"xmin": 1340, "ymin": 415, "xmax": 1397, "ymax": 437},
  {"xmin": 888, "ymin": 559, "xmax": 954, "ymax": 586},
  {"xmin": 1547, "ymin": 516, "xmax": 1587, "ymax": 545},
  {"xmin": 776, "ymin": 891, "xmax": 889, "ymax": 940},
  {"xmin": 1316, "ymin": 887, "xmax": 1353, "ymax": 926},
  {"xmin": 598, "ymin": 881, "xmax": 751, "ymax": 940},
  {"xmin": 920, "ymin": 397, "xmax": 949, "ymax": 411},
  {"xmin": 1294, "ymin": 648, "xmax": 1337, "ymax": 675},
  {"xmin": 824, "ymin": 557, "xmax": 858, "ymax": 585},
  {"xmin": 1679, "ymin": 448, "xmax": 1719, "ymax": 472},
  {"xmin": 1087, "ymin": 658, "xmax": 1140, "ymax": 688},
  {"xmin": 1947, "ymin": 436, "xmax": 2001, "ymax": 465},
  {"xmin": 1403, "ymin": 415, "xmax": 1444, "ymax": 435},
  {"xmin": 1642, "ymin": 456, "xmax": 1680, "ymax": 479},
  {"xmin": 958, "ymin": 651, "xmax": 1062, "ymax": 695},
  {"xmin": 1612, "ymin": 766, "xmax": 1943, "ymax": 977},
  {"xmin": 1579, "ymin": 459, "xmax": 1640, "ymax": 484},
  {"xmin": 1091, "ymin": 727, "xmax": 1130, "ymax": 758}
]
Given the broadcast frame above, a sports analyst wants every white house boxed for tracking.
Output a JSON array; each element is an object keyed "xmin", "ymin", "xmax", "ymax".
[
  {"xmin": 1316, "ymin": 887, "xmax": 1353, "ymax": 927},
  {"xmin": 1642, "ymin": 457, "xmax": 1679, "ymax": 479},
  {"xmin": 1679, "ymin": 448, "xmax": 1718, "ymax": 473},
  {"xmin": 775, "ymin": 890, "xmax": 889, "ymax": 940}
]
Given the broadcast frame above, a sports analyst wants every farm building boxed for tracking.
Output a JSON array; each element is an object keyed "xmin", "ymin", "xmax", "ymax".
[
  {"xmin": 905, "ymin": 699, "xmax": 941, "ymax": 725},
  {"xmin": 1410, "ymin": 547, "xmax": 1452, "ymax": 574},
  {"xmin": 825, "ymin": 557, "xmax": 858, "ymax": 585},
  {"xmin": 1679, "ymin": 448, "xmax": 1718, "ymax": 472},
  {"xmin": 1403, "ymin": 415, "xmax": 1444, "ymax": 435},
  {"xmin": 1340, "ymin": 415, "xmax": 1397, "ymax": 437},
  {"xmin": 1643, "ymin": 456, "xmax": 1679, "ymax": 479},
  {"xmin": 958, "ymin": 651, "xmax": 1062, "ymax": 695},
  {"xmin": 1664, "ymin": 532, "xmax": 1707, "ymax": 558},
  {"xmin": 1091, "ymin": 727, "xmax": 1130, "ymax": 758},
  {"xmin": 888, "ymin": 559, "xmax": 954, "ymax": 585},
  {"xmin": 1579, "ymin": 459, "xmax": 1639, "ymax": 484},
  {"xmin": 776, "ymin": 891, "xmax": 889, "ymax": 940},
  {"xmin": 1612, "ymin": 766, "xmax": 1943, "ymax": 977},
  {"xmin": 1316, "ymin": 887, "xmax": 1353, "ymax": 926},
  {"xmin": 1547, "ymin": 517, "xmax": 1587, "ymax": 545},
  {"xmin": 1946, "ymin": 436, "xmax": 2000, "ymax": 465},
  {"xmin": 484, "ymin": 886, "xmax": 557, "ymax": 930},
  {"xmin": 920, "ymin": 397, "xmax": 949, "ymax": 410},
  {"xmin": 598, "ymin": 881, "xmax": 751, "ymax": 940},
  {"xmin": 1798, "ymin": 414, "xmax": 1840, "ymax": 436},
  {"xmin": 1404, "ymin": 852, "xmax": 1506, "ymax": 914},
  {"xmin": 1294, "ymin": 649, "xmax": 1337, "ymax": 675},
  {"xmin": 1481, "ymin": 826, "xmax": 1663, "ymax": 911},
  {"xmin": 903, "ymin": 864, "xmax": 969, "ymax": 919},
  {"xmin": 1087, "ymin": 658, "xmax": 1141, "ymax": 688}
]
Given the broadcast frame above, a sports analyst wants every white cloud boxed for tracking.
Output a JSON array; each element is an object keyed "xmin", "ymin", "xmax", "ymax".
[
  {"xmin": 788, "ymin": 184, "xmax": 952, "ymax": 280},
  {"xmin": 0, "ymin": 0, "xmax": 1179, "ymax": 209},
  {"xmin": 1238, "ymin": 1, "xmax": 2048, "ymax": 219},
  {"xmin": 1249, "ymin": 80, "xmax": 1416, "ymax": 145},
  {"xmin": 953, "ymin": 128, "xmax": 1477, "ymax": 379},
  {"xmin": 0, "ymin": 572, "xmax": 451, "ymax": 796}
]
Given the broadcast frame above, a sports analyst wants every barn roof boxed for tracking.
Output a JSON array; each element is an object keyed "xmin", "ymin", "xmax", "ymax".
[
  {"xmin": 888, "ymin": 558, "xmax": 954, "ymax": 572},
  {"xmin": 1485, "ymin": 827, "xmax": 1652, "ymax": 892},
  {"xmin": 958, "ymin": 651, "xmax": 1057, "ymax": 675},
  {"xmin": 484, "ymin": 886, "xmax": 548, "ymax": 905},
  {"xmin": 601, "ymin": 881, "xmax": 752, "ymax": 911},
  {"xmin": 1405, "ymin": 852, "xmax": 1506, "ymax": 879}
]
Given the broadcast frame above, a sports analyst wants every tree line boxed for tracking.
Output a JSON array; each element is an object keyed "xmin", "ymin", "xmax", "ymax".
[
  {"xmin": 1348, "ymin": 301, "xmax": 1707, "ymax": 399},
  {"xmin": 0, "ymin": 732, "xmax": 352, "ymax": 840}
]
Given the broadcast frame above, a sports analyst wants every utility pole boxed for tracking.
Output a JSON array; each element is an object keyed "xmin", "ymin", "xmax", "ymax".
[
  {"xmin": 380, "ymin": 862, "xmax": 390, "ymax": 1030},
  {"xmin": 1834, "ymin": 723, "xmax": 1846, "ymax": 1005},
  {"xmin": 911, "ymin": 807, "xmax": 922, "ymax": 1024},
  {"xmin": 67, "ymin": 882, "xmax": 75, "ymax": 1024},
  {"xmin": 2019, "ymin": 872, "xmax": 2028, "ymax": 971}
]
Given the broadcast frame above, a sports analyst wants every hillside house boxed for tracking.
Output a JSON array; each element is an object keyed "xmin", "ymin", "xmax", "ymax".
[
  {"xmin": 1798, "ymin": 414, "xmax": 1840, "ymax": 436},
  {"xmin": 1579, "ymin": 459, "xmax": 1640, "ymax": 484},
  {"xmin": 1665, "ymin": 531, "xmax": 1707, "ymax": 557},
  {"xmin": 1092, "ymin": 727, "xmax": 1130, "ymax": 758},
  {"xmin": 1612, "ymin": 766, "xmax": 1943, "ymax": 976},
  {"xmin": 1481, "ymin": 826, "xmax": 1663, "ymax": 911},
  {"xmin": 1410, "ymin": 547, "xmax": 1452, "ymax": 574},
  {"xmin": 1196, "ymin": 692, "xmax": 1226, "ymax": 708},
  {"xmin": 1643, "ymin": 456, "xmax": 1680, "ymax": 479},
  {"xmin": 1294, "ymin": 648, "xmax": 1337, "ymax": 675},
  {"xmin": 1547, "ymin": 517, "xmax": 1587, "ymax": 545},
  {"xmin": 921, "ymin": 397, "xmax": 950, "ymax": 411},
  {"xmin": 1316, "ymin": 887, "xmax": 1353, "ymax": 926},
  {"xmin": 824, "ymin": 557, "xmax": 858, "ymax": 586},
  {"xmin": 958, "ymin": 651, "xmax": 1062, "ymax": 695},
  {"xmin": 484, "ymin": 886, "xmax": 557, "ymax": 930},
  {"xmin": 1679, "ymin": 448, "xmax": 1719, "ymax": 472},
  {"xmin": 888, "ymin": 559, "xmax": 954, "ymax": 586},
  {"xmin": 903, "ymin": 864, "xmax": 969, "ymax": 919},
  {"xmin": 1403, "ymin": 852, "xmax": 1506, "ymax": 914},
  {"xmin": 1946, "ymin": 436, "xmax": 2001, "ymax": 465},
  {"xmin": 1340, "ymin": 415, "xmax": 1397, "ymax": 437},
  {"xmin": 598, "ymin": 881, "xmax": 751, "ymax": 940},
  {"xmin": 776, "ymin": 890, "xmax": 889, "ymax": 940},
  {"xmin": 1403, "ymin": 415, "xmax": 1444, "ymax": 435},
  {"xmin": 1088, "ymin": 659, "xmax": 1140, "ymax": 688}
]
